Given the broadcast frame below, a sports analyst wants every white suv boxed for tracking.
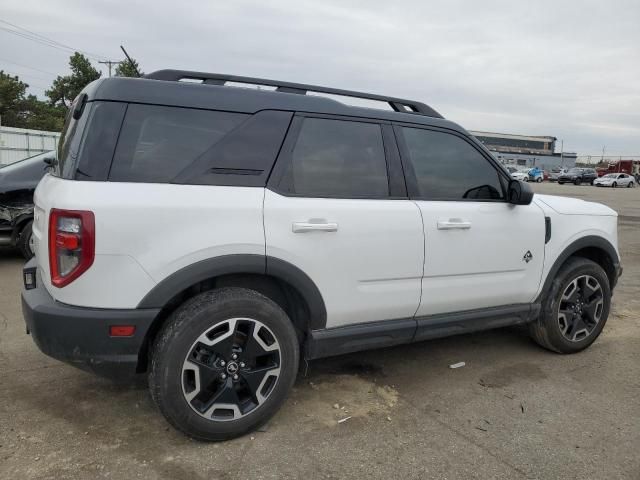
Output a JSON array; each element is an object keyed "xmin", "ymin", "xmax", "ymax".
[{"xmin": 22, "ymin": 70, "xmax": 622, "ymax": 441}]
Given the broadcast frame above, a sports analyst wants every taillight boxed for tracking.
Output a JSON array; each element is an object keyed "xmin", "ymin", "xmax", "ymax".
[{"xmin": 49, "ymin": 209, "xmax": 95, "ymax": 288}]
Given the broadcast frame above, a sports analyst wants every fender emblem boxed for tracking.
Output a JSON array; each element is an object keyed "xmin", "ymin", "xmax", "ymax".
[{"xmin": 523, "ymin": 251, "xmax": 533, "ymax": 263}]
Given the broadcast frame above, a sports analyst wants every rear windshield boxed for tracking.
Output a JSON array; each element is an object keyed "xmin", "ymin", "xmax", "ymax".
[{"xmin": 55, "ymin": 97, "xmax": 91, "ymax": 179}]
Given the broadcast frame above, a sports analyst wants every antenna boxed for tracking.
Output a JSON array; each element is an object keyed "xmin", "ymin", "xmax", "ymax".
[{"xmin": 120, "ymin": 45, "xmax": 141, "ymax": 77}]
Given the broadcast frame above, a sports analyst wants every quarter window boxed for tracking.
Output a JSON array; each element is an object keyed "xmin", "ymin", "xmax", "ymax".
[
  {"xmin": 279, "ymin": 117, "xmax": 389, "ymax": 198},
  {"xmin": 109, "ymin": 105, "xmax": 247, "ymax": 183},
  {"xmin": 400, "ymin": 127, "xmax": 504, "ymax": 200}
]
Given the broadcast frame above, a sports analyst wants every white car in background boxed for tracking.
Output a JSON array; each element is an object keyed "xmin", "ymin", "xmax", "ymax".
[
  {"xmin": 511, "ymin": 170, "xmax": 530, "ymax": 182},
  {"xmin": 550, "ymin": 168, "xmax": 568, "ymax": 181},
  {"xmin": 594, "ymin": 173, "xmax": 636, "ymax": 188}
]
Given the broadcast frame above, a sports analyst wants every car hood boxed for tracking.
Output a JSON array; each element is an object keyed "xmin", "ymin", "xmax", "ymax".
[{"xmin": 534, "ymin": 194, "xmax": 617, "ymax": 216}]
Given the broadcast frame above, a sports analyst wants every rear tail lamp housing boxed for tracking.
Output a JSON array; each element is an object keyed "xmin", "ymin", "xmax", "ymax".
[{"xmin": 49, "ymin": 209, "xmax": 95, "ymax": 288}]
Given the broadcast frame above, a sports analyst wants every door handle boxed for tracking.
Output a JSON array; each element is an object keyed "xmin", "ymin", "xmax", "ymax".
[
  {"xmin": 437, "ymin": 219, "xmax": 472, "ymax": 230},
  {"xmin": 292, "ymin": 222, "xmax": 339, "ymax": 233}
]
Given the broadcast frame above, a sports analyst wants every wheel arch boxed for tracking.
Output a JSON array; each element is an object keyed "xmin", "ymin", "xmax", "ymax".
[
  {"xmin": 537, "ymin": 235, "xmax": 620, "ymax": 303},
  {"xmin": 10, "ymin": 213, "xmax": 34, "ymax": 244},
  {"xmin": 136, "ymin": 254, "xmax": 327, "ymax": 372}
]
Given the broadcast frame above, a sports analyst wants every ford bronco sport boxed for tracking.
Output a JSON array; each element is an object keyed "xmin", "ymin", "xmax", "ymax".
[{"xmin": 22, "ymin": 70, "xmax": 622, "ymax": 441}]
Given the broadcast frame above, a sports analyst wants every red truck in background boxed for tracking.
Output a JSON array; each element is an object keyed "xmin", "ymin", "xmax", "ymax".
[{"xmin": 596, "ymin": 160, "xmax": 640, "ymax": 177}]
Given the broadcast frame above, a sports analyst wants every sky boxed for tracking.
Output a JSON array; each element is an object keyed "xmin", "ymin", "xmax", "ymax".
[{"xmin": 2, "ymin": 0, "xmax": 639, "ymax": 157}]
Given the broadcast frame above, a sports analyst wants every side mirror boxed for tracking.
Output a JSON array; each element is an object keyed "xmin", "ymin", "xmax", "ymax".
[
  {"xmin": 43, "ymin": 155, "xmax": 57, "ymax": 170},
  {"xmin": 508, "ymin": 179, "xmax": 534, "ymax": 205}
]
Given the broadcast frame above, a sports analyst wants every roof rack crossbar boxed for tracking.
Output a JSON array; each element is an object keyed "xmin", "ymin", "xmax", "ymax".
[{"xmin": 144, "ymin": 69, "xmax": 443, "ymax": 118}]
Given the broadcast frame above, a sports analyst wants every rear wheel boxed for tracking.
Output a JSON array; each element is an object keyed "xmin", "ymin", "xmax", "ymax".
[
  {"xmin": 627, "ymin": 181, "xmax": 634, "ymax": 188},
  {"xmin": 536, "ymin": 177, "xmax": 543, "ymax": 183},
  {"xmin": 149, "ymin": 288, "xmax": 299, "ymax": 441},
  {"xmin": 18, "ymin": 221, "xmax": 35, "ymax": 260},
  {"xmin": 529, "ymin": 257, "xmax": 611, "ymax": 353}
]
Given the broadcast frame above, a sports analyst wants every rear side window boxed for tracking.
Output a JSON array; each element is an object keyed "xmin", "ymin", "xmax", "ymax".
[
  {"xmin": 277, "ymin": 117, "xmax": 389, "ymax": 198},
  {"xmin": 109, "ymin": 105, "xmax": 247, "ymax": 183},
  {"xmin": 400, "ymin": 127, "xmax": 504, "ymax": 201}
]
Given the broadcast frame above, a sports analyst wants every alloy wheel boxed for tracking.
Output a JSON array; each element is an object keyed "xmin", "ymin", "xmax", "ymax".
[
  {"xmin": 181, "ymin": 317, "xmax": 281, "ymax": 421},
  {"xmin": 557, "ymin": 275, "xmax": 604, "ymax": 342}
]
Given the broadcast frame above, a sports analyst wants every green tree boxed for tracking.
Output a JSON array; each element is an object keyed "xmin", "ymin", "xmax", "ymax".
[
  {"xmin": 0, "ymin": 70, "xmax": 28, "ymax": 127},
  {"xmin": 46, "ymin": 52, "xmax": 101, "ymax": 107},
  {"xmin": 115, "ymin": 58, "xmax": 142, "ymax": 77},
  {"xmin": 0, "ymin": 71, "xmax": 66, "ymax": 131}
]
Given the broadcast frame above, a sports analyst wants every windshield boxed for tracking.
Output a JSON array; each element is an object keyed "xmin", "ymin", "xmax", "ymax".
[
  {"xmin": 603, "ymin": 174, "xmax": 617, "ymax": 178},
  {"xmin": 568, "ymin": 168, "xmax": 582, "ymax": 173}
]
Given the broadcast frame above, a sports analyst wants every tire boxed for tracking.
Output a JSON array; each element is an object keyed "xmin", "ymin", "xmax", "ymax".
[
  {"xmin": 529, "ymin": 257, "xmax": 611, "ymax": 354},
  {"xmin": 536, "ymin": 177, "xmax": 543, "ymax": 183},
  {"xmin": 558, "ymin": 181, "xmax": 564, "ymax": 185},
  {"xmin": 18, "ymin": 221, "xmax": 35, "ymax": 260},
  {"xmin": 574, "ymin": 178, "xmax": 581, "ymax": 185},
  {"xmin": 627, "ymin": 181, "xmax": 634, "ymax": 188},
  {"xmin": 149, "ymin": 287, "xmax": 299, "ymax": 441},
  {"xmin": 612, "ymin": 182, "xmax": 617, "ymax": 188}
]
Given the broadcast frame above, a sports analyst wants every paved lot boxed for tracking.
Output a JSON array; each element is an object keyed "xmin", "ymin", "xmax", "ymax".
[{"xmin": 1, "ymin": 182, "xmax": 638, "ymax": 479}]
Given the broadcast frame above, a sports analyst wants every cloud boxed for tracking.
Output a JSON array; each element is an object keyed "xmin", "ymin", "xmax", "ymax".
[{"xmin": 2, "ymin": 0, "xmax": 639, "ymax": 155}]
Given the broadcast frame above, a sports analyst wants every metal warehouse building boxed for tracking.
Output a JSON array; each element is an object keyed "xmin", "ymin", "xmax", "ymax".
[
  {"xmin": 470, "ymin": 130, "xmax": 576, "ymax": 170},
  {"xmin": 0, "ymin": 126, "xmax": 60, "ymax": 166}
]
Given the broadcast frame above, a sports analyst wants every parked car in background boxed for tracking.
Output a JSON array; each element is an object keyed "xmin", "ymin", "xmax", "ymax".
[
  {"xmin": 0, "ymin": 151, "xmax": 53, "ymax": 258},
  {"xmin": 558, "ymin": 168, "xmax": 598, "ymax": 185},
  {"xmin": 594, "ymin": 173, "xmax": 636, "ymax": 188},
  {"xmin": 550, "ymin": 168, "xmax": 568, "ymax": 181},
  {"xmin": 528, "ymin": 166, "xmax": 544, "ymax": 183},
  {"xmin": 511, "ymin": 170, "xmax": 530, "ymax": 182},
  {"xmin": 511, "ymin": 168, "xmax": 542, "ymax": 183}
]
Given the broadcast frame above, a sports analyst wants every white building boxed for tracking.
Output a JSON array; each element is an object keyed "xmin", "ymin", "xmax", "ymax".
[{"xmin": 0, "ymin": 126, "xmax": 60, "ymax": 166}]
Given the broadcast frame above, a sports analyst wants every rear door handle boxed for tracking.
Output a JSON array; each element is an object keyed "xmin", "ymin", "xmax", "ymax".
[
  {"xmin": 437, "ymin": 219, "xmax": 472, "ymax": 230},
  {"xmin": 292, "ymin": 222, "xmax": 338, "ymax": 233}
]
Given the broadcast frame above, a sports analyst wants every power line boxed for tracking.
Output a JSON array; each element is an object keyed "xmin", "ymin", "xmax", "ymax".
[
  {"xmin": 0, "ymin": 56, "xmax": 58, "ymax": 76},
  {"xmin": 0, "ymin": 19, "xmax": 109, "ymax": 61}
]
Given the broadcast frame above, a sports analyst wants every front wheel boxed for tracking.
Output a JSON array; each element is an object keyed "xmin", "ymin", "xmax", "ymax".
[
  {"xmin": 574, "ymin": 178, "xmax": 582, "ymax": 185},
  {"xmin": 612, "ymin": 182, "xmax": 617, "ymax": 188},
  {"xmin": 529, "ymin": 257, "xmax": 611, "ymax": 354},
  {"xmin": 627, "ymin": 181, "xmax": 634, "ymax": 188},
  {"xmin": 149, "ymin": 288, "xmax": 299, "ymax": 441}
]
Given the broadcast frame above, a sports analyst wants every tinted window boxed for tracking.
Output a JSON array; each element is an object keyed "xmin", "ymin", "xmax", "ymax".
[
  {"xmin": 75, "ymin": 102, "xmax": 127, "ymax": 181},
  {"xmin": 110, "ymin": 105, "xmax": 247, "ymax": 183},
  {"xmin": 401, "ymin": 128, "xmax": 504, "ymax": 200},
  {"xmin": 55, "ymin": 98, "xmax": 92, "ymax": 179},
  {"xmin": 280, "ymin": 117, "xmax": 388, "ymax": 198}
]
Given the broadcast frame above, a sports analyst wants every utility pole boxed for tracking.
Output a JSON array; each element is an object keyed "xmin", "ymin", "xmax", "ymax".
[
  {"xmin": 601, "ymin": 145, "xmax": 606, "ymax": 163},
  {"xmin": 98, "ymin": 60, "xmax": 122, "ymax": 77},
  {"xmin": 560, "ymin": 139, "xmax": 564, "ymax": 166}
]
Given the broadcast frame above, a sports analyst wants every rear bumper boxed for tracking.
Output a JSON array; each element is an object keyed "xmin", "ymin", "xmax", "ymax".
[{"xmin": 22, "ymin": 262, "xmax": 160, "ymax": 378}]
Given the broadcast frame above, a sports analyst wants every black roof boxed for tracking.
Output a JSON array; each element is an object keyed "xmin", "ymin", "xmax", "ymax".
[{"xmin": 83, "ymin": 70, "xmax": 466, "ymax": 134}]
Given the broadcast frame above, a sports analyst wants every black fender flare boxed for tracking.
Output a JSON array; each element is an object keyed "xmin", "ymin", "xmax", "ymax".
[
  {"xmin": 137, "ymin": 254, "xmax": 327, "ymax": 330},
  {"xmin": 536, "ymin": 235, "xmax": 620, "ymax": 302}
]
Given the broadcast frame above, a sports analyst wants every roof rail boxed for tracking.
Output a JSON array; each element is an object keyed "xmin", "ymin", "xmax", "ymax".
[{"xmin": 144, "ymin": 69, "xmax": 443, "ymax": 119}]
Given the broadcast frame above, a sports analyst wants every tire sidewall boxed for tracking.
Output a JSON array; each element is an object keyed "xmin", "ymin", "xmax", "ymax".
[
  {"xmin": 539, "ymin": 259, "xmax": 611, "ymax": 353},
  {"xmin": 150, "ymin": 288, "xmax": 299, "ymax": 440},
  {"xmin": 18, "ymin": 221, "xmax": 34, "ymax": 260}
]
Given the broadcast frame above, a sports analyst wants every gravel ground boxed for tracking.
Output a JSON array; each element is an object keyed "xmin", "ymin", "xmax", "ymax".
[{"xmin": 0, "ymin": 182, "xmax": 638, "ymax": 479}]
